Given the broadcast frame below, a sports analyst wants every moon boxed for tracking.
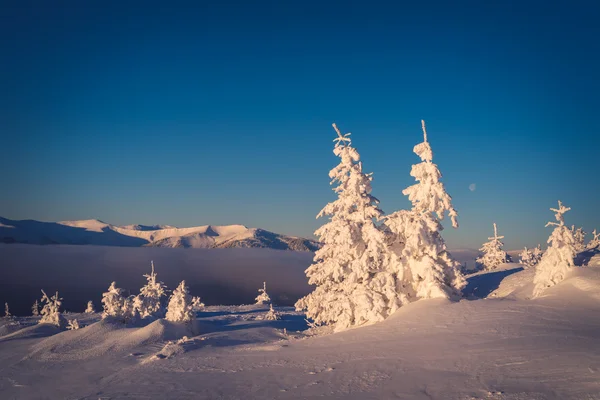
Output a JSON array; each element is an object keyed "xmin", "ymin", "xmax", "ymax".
[{"xmin": 469, "ymin": 183, "xmax": 476, "ymax": 192}]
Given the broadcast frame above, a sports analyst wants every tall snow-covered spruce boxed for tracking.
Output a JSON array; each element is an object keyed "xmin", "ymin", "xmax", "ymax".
[
  {"xmin": 385, "ymin": 120, "xmax": 465, "ymax": 300},
  {"xmin": 476, "ymin": 223, "xmax": 511, "ymax": 270},
  {"xmin": 295, "ymin": 123, "xmax": 396, "ymax": 332},
  {"xmin": 166, "ymin": 280, "xmax": 195, "ymax": 323},
  {"xmin": 533, "ymin": 201, "xmax": 577, "ymax": 297}
]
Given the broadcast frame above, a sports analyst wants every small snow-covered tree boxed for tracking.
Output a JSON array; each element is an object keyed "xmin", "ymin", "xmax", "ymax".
[
  {"xmin": 165, "ymin": 280, "xmax": 195, "ymax": 323},
  {"xmin": 385, "ymin": 120, "xmax": 465, "ymax": 300},
  {"xmin": 85, "ymin": 300, "xmax": 95, "ymax": 314},
  {"xmin": 255, "ymin": 282, "xmax": 271, "ymax": 305},
  {"xmin": 102, "ymin": 282, "xmax": 126, "ymax": 319},
  {"xmin": 571, "ymin": 226, "xmax": 586, "ymax": 253},
  {"xmin": 191, "ymin": 296, "xmax": 205, "ymax": 311},
  {"xmin": 587, "ymin": 229, "xmax": 600, "ymax": 250},
  {"xmin": 295, "ymin": 123, "xmax": 398, "ymax": 332},
  {"xmin": 32, "ymin": 299, "xmax": 40, "ymax": 316},
  {"xmin": 519, "ymin": 244, "xmax": 543, "ymax": 268},
  {"xmin": 133, "ymin": 261, "xmax": 167, "ymax": 319},
  {"xmin": 39, "ymin": 290, "xmax": 67, "ymax": 328},
  {"xmin": 67, "ymin": 319, "xmax": 80, "ymax": 330},
  {"xmin": 264, "ymin": 304, "xmax": 280, "ymax": 321},
  {"xmin": 476, "ymin": 223, "xmax": 511, "ymax": 270},
  {"xmin": 4, "ymin": 302, "xmax": 11, "ymax": 318},
  {"xmin": 533, "ymin": 201, "xmax": 577, "ymax": 297}
]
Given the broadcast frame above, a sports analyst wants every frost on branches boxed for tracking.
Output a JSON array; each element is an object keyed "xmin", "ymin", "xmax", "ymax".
[
  {"xmin": 296, "ymin": 123, "xmax": 398, "ymax": 332},
  {"xmin": 519, "ymin": 245, "xmax": 543, "ymax": 268},
  {"xmin": 166, "ymin": 280, "xmax": 195, "ymax": 323},
  {"xmin": 588, "ymin": 229, "xmax": 600, "ymax": 250},
  {"xmin": 476, "ymin": 223, "xmax": 511, "ymax": 270},
  {"xmin": 133, "ymin": 261, "xmax": 167, "ymax": 319},
  {"xmin": 67, "ymin": 319, "xmax": 80, "ymax": 330},
  {"xmin": 39, "ymin": 290, "xmax": 67, "ymax": 328},
  {"xmin": 571, "ymin": 226, "xmax": 586, "ymax": 253},
  {"xmin": 533, "ymin": 201, "xmax": 577, "ymax": 297},
  {"xmin": 385, "ymin": 120, "xmax": 465, "ymax": 300},
  {"xmin": 85, "ymin": 300, "xmax": 95, "ymax": 314},
  {"xmin": 191, "ymin": 296, "xmax": 205, "ymax": 311},
  {"xmin": 101, "ymin": 282, "xmax": 137, "ymax": 322},
  {"xmin": 255, "ymin": 282, "xmax": 271, "ymax": 305},
  {"xmin": 264, "ymin": 304, "xmax": 280, "ymax": 321}
]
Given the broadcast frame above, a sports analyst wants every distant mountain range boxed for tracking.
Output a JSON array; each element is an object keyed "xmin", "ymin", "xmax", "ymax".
[{"xmin": 0, "ymin": 217, "xmax": 321, "ymax": 252}]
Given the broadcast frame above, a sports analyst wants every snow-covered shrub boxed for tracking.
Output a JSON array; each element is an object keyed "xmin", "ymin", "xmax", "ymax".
[
  {"xmin": 32, "ymin": 300, "xmax": 40, "ymax": 316},
  {"xmin": 519, "ymin": 245, "xmax": 543, "ymax": 268},
  {"xmin": 255, "ymin": 282, "xmax": 271, "ymax": 305},
  {"xmin": 4, "ymin": 302, "xmax": 11, "ymax": 318},
  {"xmin": 191, "ymin": 296, "xmax": 205, "ymax": 311},
  {"xmin": 166, "ymin": 280, "xmax": 195, "ymax": 323},
  {"xmin": 102, "ymin": 282, "xmax": 138, "ymax": 322},
  {"xmin": 476, "ymin": 223, "xmax": 511, "ymax": 270},
  {"xmin": 85, "ymin": 300, "xmax": 95, "ymax": 314},
  {"xmin": 588, "ymin": 229, "xmax": 600, "ymax": 250},
  {"xmin": 67, "ymin": 319, "xmax": 80, "ymax": 330},
  {"xmin": 571, "ymin": 226, "xmax": 586, "ymax": 253},
  {"xmin": 385, "ymin": 120, "xmax": 465, "ymax": 300},
  {"xmin": 295, "ymin": 123, "xmax": 397, "ymax": 332},
  {"xmin": 533, "ymin": 201, "xmax": 577, "ymax": 297},
  {"xmin": 133, "ymin": 261, "xmax": 167, "ymax": 319},
  {"xmin": 264, "ymin": 304, "xmax": 280, "ymax": 321},
  {"xmin": 39, "ymin": 290, "xmax": 67, "ymax": 328}
]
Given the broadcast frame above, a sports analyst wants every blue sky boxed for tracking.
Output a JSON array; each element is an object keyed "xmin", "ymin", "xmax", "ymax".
[{"xmin": 1, "ymin": 1, "xmax": 599, "ymax": 249}]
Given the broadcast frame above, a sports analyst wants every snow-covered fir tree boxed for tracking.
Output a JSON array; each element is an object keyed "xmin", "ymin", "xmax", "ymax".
[
  {"xmin": 571, "ymin": 226, "xmax": 586, "ymax": 253},
  {"xmin": 588, "ymin": 229, "xmax": 600, "ymax": 250},
  {"xmin": 264, "ymin": 304, "xmax": 280, "ymax": 321},
  {"xmin": 133, "ymin": 261, "xmax": 167, "ymax": 319},
  {"xmin": 255, "ymin": 282, "xmax": 271, "ymax": 305},
  {"xmin": 67, "ymin": 319, "xmax": 80, "ymax": 330},
  {"xmin": 32, "ymin": 299, "xmax": 40, "ymax": 316},
  {"xmin": 533, "ymin": 201, "xmax": 577, "ymax": 297},
  {"xmin": 296, "ymin": 123, "xmax": 397, "ymax": 332},
  {"xmin": 165, "ymin": 280, "xmax": 195, "ymax": 323},
  {"xmin": 476, "ymin": 223, "xmax": 511, "ymax": 270},
  {"xmin": 4, "ymin": 302, "xmax": 11, "ymax": 318},
  {"xmin": 85, "ymin": 300, "xmax": 95, "ymax": 314},
  {"xmin": 39, "ymin": 290, "xmax": 67, "ymax": 328},
  {"xmin": 101, "ymin": 282, "xmax": 132, "ymax": 321},
  {"xmin": 519, "ymin": 245, "xmax": 543, "ymax": 268},
  {"xmin": 385, "ymin": 120, "xmax": 465, "ymax": 300},
  {"xmin": 191, "ymin": 296, "xmax": 205, "ymax": 311}
]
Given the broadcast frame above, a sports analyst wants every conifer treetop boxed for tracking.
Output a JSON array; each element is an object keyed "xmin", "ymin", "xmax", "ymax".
[
  {"xmin": 548, "ymin": 201, "xmax": 570, "ymax": 227},
  {"xmin": 332, "ymin": 123, "xmax": 351, "ymax": 147}
]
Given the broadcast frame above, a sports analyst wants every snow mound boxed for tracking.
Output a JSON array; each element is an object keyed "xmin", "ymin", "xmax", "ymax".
[{"xmin": 28, "ymin": 318, "xmax": 193, "ymax": 361}]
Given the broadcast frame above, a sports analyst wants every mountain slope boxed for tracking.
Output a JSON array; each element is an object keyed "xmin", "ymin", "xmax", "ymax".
[{"xmin": 0, "ymin": 217, "xmax": 320, "ymax": 252}]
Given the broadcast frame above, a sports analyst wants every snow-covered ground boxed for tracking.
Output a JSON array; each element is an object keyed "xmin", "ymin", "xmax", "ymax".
[{"xmin": 1, "ymin": 255, "xmax": 599, "ymax": 399}]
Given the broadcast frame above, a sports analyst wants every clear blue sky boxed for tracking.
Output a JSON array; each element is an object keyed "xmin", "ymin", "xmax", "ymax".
[{"xmin": 1, "ymin": 0, "xmax": 599, "ymax": 249}]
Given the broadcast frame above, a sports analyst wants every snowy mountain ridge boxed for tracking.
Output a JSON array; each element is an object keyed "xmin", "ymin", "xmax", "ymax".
[{"xmin": 0, "ymin": 217, "xmax": 321, "ymax": 252}]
